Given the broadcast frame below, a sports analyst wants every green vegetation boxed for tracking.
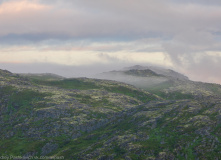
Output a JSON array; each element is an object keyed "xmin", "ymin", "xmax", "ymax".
[
  {"xmin": 0, "ymin": 87, "xmax": 50, "ymax": 111},
  {"xmin": 145, "ymin": 81, "xmax": 194, "ymax": 100},
  {"xmin": 32, "ymin": 78, "xmax": 99, "ymax": 90},
  {"xmin": 20, "ymin": 73, "xmax": 64, "ymax": 81},
  {"xmin": 0, "ymin": 86, "xmax": 51, "ymax": 115},
  {"xmin": 0, "ymin": 69, "xmax": 221, "ymax": 159},
  {"xmin": 75, "ymin": 94, "xmax": 119, "ymax": 111},
  {"xmin": 145, "ymin": 80, "xmax": 174, "ymax": 92},
  {"xmin": 104, "ymin": 85, "xmax": 157, "ymax": 103}
]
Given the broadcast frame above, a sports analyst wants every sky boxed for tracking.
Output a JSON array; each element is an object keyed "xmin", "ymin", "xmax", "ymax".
[{"xmin": 0, "ymin": 0, "xmax": 221, "ymax": 83}]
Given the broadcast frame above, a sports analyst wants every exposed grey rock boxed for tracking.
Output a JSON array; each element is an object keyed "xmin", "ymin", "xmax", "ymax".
[{"xmin": 41, "ymin": 143, "xmax": 58, "ymax": 156}]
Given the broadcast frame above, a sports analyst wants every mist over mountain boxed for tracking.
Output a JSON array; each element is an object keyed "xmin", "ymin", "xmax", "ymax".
[
  {"xmin": 123, "ymin": 65, "xmax": 189, "ymax": 80},
  {"xmin": 94, "ymin": 65, "xmax": 221, "ymax": 100},
  {"xmin": 93, "ymin": 65, "xmax": 188, "ymax": 90}
]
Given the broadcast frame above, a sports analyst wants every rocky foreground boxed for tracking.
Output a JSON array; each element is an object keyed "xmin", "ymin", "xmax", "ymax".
[{"xmin": 0, "ymin": 69, "xmax": 220, "ymax": 159}]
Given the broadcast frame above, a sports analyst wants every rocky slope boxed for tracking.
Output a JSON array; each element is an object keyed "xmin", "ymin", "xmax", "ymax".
[{"xmin": 0, "ymin": 68, "xmax": 221, "ymax": 159}]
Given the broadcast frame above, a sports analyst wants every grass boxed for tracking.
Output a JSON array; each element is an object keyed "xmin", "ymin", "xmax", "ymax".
[
  {"xmin": 6, "ymin": 89, "xmax": 51, "ymax": 115},
  {"xmin": 103, "ymin": 86, "xmax": 157, "ymax": 103},
  {"xmin": 31, "ymin": 78, "xmax": 99, "ymax": 90},
  {"xmin": 0, "ymin": 137, "xmax": 45, "ymax": 156},
  {"xmin": 74, "ymin": 94, "xmax": 119, "ymax": 111},
  {"xmin": 146, "ymin": 81, "xmax": 194, "ymax": 100},
  {"xmin": 0, "ymin": 86, "xmax": 51, "ymax": 114},
  {"xmin": 32, "ymin": 78, "xmax": 158, "ymax": 103},
  {"xmin": 21, "ymin": 73, "xmax": 63, "ymax": 81}
]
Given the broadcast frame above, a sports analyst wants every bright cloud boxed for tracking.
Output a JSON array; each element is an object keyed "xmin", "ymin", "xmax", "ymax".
[{"xmin": 0, "ymin": 0, "xmax": 48, "ymax": 13}]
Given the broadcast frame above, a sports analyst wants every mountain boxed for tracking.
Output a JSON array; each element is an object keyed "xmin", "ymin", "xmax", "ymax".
[
  {"xmin": 94, "ymin": 65, "xmax": 221, "ymax": 100},
  {"xmin": 123, "ymin": 65, "xmax": 189, "ymax": 80},
  {"xmin": 94, "ymin": 65, "xmax": 189, "ymax": 92},
  {"xmin": 0, "ymin": 68, "xmax": 221, "ymax": 159}
]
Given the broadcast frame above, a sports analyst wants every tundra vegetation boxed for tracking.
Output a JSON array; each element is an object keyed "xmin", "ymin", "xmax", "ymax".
[{"xmin": 0, "ymin": 67, "xmax": 221, "ymax": 160}]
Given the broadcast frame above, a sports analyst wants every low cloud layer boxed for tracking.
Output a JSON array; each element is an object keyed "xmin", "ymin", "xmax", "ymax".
[{"xmin": 0, "ymin": 0, "xmax": 221, "ymax": 83}]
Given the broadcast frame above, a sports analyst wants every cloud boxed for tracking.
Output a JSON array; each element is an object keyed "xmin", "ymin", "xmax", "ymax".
[
  {"xmin": 182, "ymin": 53, "xmax": 221, "ymax": 84},
  {"xmin": 1, "ymin": 0, "xmax": 221, "ymax": 41},
  {"xmin": 0, "ymin": 0, "xmax": 221, "ymax": 83},
  {"xmin": 162, "ymin": 29, "xmax": 221, "ymax": 84},
  {"xmin": 0, "ymin": 42, "xmax": 169, "ymax": 67},
  {"xmin": 170, "ymin": 0, "xmax": 221, "ymax": 6},
  {"xmin": 163, "ymin": 30, "xmax": 215, "ymax": 65}
]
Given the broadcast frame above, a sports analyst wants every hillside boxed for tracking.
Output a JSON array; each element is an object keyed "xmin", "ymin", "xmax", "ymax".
[
  {"xmin": 94, "ymin": 65, "xmax": 221, "ymax": 100},
  {"xmin": 19, "ymin": 73, "xmax": 65, "ymax": 81},
  {"xmin": 0, "ymin": 68, "xmax": 221, "ymax": 159}
]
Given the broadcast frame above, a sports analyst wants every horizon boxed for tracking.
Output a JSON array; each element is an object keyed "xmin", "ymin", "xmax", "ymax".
[
  {"xmin": 1, "ymin": 0, "xmax": 221, "ymax": 84},
  {"xmin": 1, "ymin": 63, "xmax": 221, "ymax": 85}
]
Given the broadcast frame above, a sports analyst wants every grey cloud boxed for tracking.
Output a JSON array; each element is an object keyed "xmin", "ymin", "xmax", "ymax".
[
  {"xmin": 170, "ymin": 0, "xmax": 221, "ymax": 5},
  {"xmin": 184, "ymin": 55, "xmax": 221, "ymax": 83},
  {"xmin": 1, "ymin": 0, "xmax": 221, "ymax": 84},
  {"xmin": 162, "ymin": 29, "xmax": 221, "ymax": 84},
  {"xmin": 162, "ymin": 29, "xmax": 221, "ymax": 66},
  {"xmin": 1, "ymin": 0, "xmax": 221, "ymax": 43},
  {"xmin": 0, "ymin": 33, "xmax": 73, "ymax": 45}
]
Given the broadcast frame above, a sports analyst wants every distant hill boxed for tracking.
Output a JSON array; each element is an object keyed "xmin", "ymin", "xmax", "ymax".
[
  {"xmin": 0, "ymin": 68, "xmax": 221, "ymax": 159},
  {"xmin": 124, "ymin": 65, "xmax": 189, "ymax": 80},
  {"xmin": 20, "ymin": 73, "xmax": 65, "ymax": 81},
  {"xmin": 95, "ymin": 65, "xmax": 188, "ymax": 87},
  {"xmin": 94, "ymin": 65, "xmax": 221, "ymax": 100}
]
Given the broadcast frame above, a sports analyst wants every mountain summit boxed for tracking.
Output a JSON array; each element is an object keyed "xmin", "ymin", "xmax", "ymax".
[{"xmin": 124, "ymin": 65, "xmax": 188, "ymax": 80}]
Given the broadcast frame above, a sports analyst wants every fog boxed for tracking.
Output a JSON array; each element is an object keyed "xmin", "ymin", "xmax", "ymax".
[{"xmin": 94, "ymin": 71, "xmax": 169, "ymax": 89}]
